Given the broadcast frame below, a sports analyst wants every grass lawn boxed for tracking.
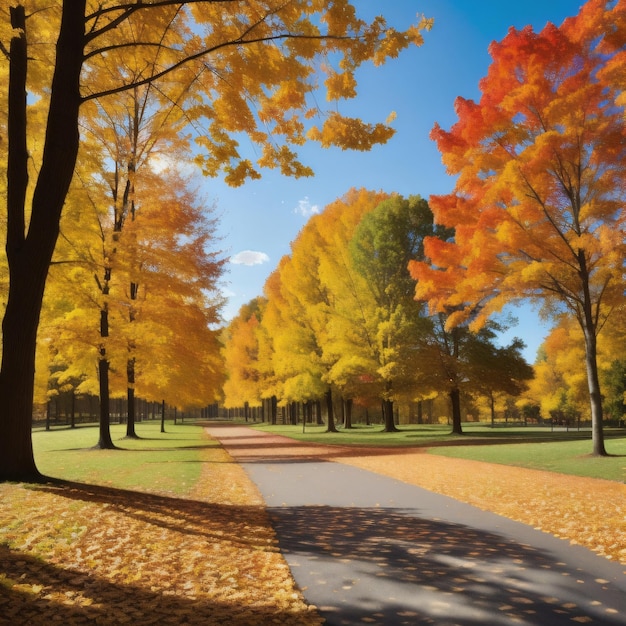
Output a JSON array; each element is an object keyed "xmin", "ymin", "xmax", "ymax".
[
  {"xmin": 251, "ymin": 421, "xmax": 462, "ymax": 446},
  {"xmin": 427, "ymin": 435, "xmax": 626, "ymax": 482},
  {"xmin": 33, "ymin": 421, "xmax": 219, "ymax": 494},
  {"xmin": 250, "ymin": 421, "xmax": 626, "ymax": 482}
]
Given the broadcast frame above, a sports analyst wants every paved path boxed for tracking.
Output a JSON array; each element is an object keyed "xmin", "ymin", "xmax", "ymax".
[{"xmin": 205, "ymin": 424, "xmax": 626, "ymax": 626}]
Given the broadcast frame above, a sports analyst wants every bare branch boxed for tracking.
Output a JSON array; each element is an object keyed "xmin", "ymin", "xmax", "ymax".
[{"xmin": 82, "ymin": 30, "xmax": 349, "ymax": 102}]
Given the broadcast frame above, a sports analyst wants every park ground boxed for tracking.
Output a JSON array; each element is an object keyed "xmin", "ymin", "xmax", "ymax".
[{"xmin": 0, "ymin": 421, "xmax": 624, "ymax": 624}]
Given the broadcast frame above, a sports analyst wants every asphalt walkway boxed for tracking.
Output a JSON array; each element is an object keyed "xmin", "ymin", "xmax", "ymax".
[{"xmin": 205, "ymin": 424, "xmax": 626, "ymax": 626}]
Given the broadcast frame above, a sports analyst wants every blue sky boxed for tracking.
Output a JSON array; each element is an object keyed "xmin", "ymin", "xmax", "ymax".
[{"xmin": 206, "ymin": 0, "xmax": 585, "ymax": 362}]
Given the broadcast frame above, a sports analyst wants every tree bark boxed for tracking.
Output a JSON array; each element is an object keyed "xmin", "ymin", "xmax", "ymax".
[
  {"xmin": 325, "ymin": 388, "xmax": 338, "ymax": 433},
  {"xmin": 343, "ymin": 398, "xmax": 353, "ymax": 429},
  {"xmin": 126, "ymin": 370, "xmax": 138, "ymax": 439},
  {"xmin": 382, "ymin": 398, "xmax": 398, "ymax": 432},
  {"xmin": 270, "ymin": 396, "xmax": 278, "ymax": 425},
  {"xmin": 0, "ymin": 2, "xmax": 86, "ymax": 481},
  {"xmin": 450, "ymin": 387, "xmax": 463, "ymax": 434},
  {"xmin": 70, "ymin": 390, "xmax": 76, "ymax": 429},
  {"xmin": 315, "ymin": 400, "xmax": 323, "ymax": 425},
  {"xmin": 95, "ymin": 306, "xmax": 115, "ymax": 449},
  {"xmin": 96, "ymin": 354, "xmax": 114, "ymax": 448},
  {"xmin": 582, "ymin": 317, "xmax": 607, "ymax": 456},
  {"xmin": 382, "ymin": 380, "xmax": 398, "ymax": 432}
]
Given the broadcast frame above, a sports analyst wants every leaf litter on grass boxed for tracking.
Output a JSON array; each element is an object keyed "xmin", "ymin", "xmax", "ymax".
[
  {"xmin": 337, "ymin": 449, "xmax": 626, "ymax": 565},
  {"xmin": 0, "ymin": 444, "xmax": 323, "ymax": 626}
]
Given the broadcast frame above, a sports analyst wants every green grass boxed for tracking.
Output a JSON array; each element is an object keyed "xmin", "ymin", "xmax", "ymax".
[
  {"xmin": 32, "ymin": 420, "xmax": 626, "ymax": 486},
  {"xmin": 250, "ymin": 421, "xmax": 612, "ymax": 446},
  {"xmin": 251, "ymin": 422, "xmax": 626, "ymax": 482},
  {"xmin": 33, "ymin": 421, "xmax": 219, "ymax": 494},
  {"xmin": 251, "ymin": 422, "xmax": 461, "ymax": 446},
  {"xmin": 428, "ymin": 437, "xmax": 626, "ymax": 482}
]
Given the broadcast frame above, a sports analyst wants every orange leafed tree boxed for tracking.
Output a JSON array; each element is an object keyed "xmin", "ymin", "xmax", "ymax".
[
  {"xmin": 410, "ymin": 0, "xmax": 626, "ymax": 455},
  {"xmin": 221, "ymin": 300, "xmax": 264, "ymax": 412}
]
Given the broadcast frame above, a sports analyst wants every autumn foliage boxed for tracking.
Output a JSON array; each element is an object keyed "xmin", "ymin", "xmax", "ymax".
[
  {"xmin": 0, "ymin": 2, "xmax": 431, "ymax": 479},
  {"xmin": 409, "ymin": 0, "xmax": 626, "ymax": 454},
  {"xmin": 222, "ymin": 189, "xmax": 533, "ymax": 429}
]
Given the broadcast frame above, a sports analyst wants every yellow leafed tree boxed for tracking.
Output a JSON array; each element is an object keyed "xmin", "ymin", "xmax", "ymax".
[{"xmin": 1, "ymin": 1, "xmax": 431, "ymax": 479}]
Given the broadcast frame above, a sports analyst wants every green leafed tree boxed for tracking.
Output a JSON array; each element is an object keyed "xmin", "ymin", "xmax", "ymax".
[{"xmin": 343, "ymin": 195, "xmax": 450, "ymax": 431}]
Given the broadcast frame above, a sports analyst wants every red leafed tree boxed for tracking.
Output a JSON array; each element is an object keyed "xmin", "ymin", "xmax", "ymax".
[{"xmin": 410, "ymin": 0, "xmax": 626, "ymax": 456}]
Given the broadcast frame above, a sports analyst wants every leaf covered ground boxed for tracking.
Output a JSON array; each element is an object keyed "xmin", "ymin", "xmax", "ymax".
[
  {"xmin": 0, "ymin": 445, "xmax": 323, "ymax": 626},
  {"xmin": 1, "ymin": 428, "xmax": 624, "ymax": 625},
  {"xmin": 338, "ymin": 448, "xmax": 626, "ymax": 566}
]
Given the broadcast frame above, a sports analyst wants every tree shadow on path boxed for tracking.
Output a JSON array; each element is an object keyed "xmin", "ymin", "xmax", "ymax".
[{"xmin": 269, "ymin": 504, "xmax": 626, "ymax": 626}]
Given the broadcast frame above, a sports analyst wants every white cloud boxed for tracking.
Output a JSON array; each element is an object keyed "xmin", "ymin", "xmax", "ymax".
[
  {"xmin": 230, "ymin": 250, "xmax": 270, "ymax": 266},
  {"xmin": 294, "ymin": 196, "xmax": 320, "ymax": 218}
]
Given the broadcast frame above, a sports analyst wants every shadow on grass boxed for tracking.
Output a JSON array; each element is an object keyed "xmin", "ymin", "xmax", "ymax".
[
  {"xmin": 213, "ymin": 421, "xmax": 626, "ymax": 451},
  {"xmin": 33, "ymin": 479, "xmax": 270, "ymax": 545},
  {"xmin": 47, "ymin": 442, "xmax": 219, "ymax": 453},
  {"xmin": 115, "ymin": 443, "xmax": 221, "ymax": 452},
  {"xmin": 0, "ymin": 543, "xmax": 309, "ymax": 626},
  {"xmin": 0, "ymin": 479, "xmax": 317, "ymax": 625}
]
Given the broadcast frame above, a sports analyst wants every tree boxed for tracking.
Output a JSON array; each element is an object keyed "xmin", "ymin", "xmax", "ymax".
[
  {"xmin": 602, "ymin": 360, "xmax": 626, "ymax": 423},
  {"xmin": 0, "ymin": 2, "xmax": 431, "ymax": 480},
  {"xmin": 222, "ymin": 300, "xmax": 264, "ymax": 410},
  {"xmin": 410, "ymin": 1, "xmax": 625, "ymax": 455},
  {"xmin": 80, "ymin": 23, "xmax": 195, "ymax": 442},
  {"xmin": 464, "ymin": 335, "xmax": 533, "ymax": 425},
  {"xmin": 113, "ymin": 168, "xmax": 226, "ymax": 412},
  {"xmin": 342, "ymin": 195, "xmax": 449, "ymax": 431},
  {"xmin": 262, "ymin": 255, "xmax": 333, "ymax": 427},
  {"xmin": 526, "ymin": 310, "xmax": 626, "ymax": 424},
  {"xmin": 41, "ymin": 139, "xmax": 224, "ymax": 445},
  {"xmin": 287, "ymin": 188, "xmax": 390, "ymax": 430},
  {"xmin": 525, "ymin": 321, "xmax": 589, "ymax": 423},
  {"xmin": 255, "ymin": 189, "xmax": 390, "ymax": 431}
]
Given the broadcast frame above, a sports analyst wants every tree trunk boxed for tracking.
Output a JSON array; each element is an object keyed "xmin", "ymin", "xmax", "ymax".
[
  {"xmin": 578, "ymin": 252, "xmax": 607, "ymax": 456},
  {"xmin": 582, "ymin": 320, "xmax": 607, "ymax": 455},
  {"xmin": 270, "ymin": 396, "xmax": 278, "ymax": 425},
  {"xmin": 343, "ymin": 398, "xmax": 353, "ymax": 429},
  {"xmin": 325, "ymin": 388, "xmax": 338, "ymax": 433},
  {"xmin": 382, "ymin": 379, "xmax": 398, "ymax": 432},
  {"xmin": 382, "ymin": 398, "xmax": 398, "ymax": 432},
  {"xmin": 70, "ymin": 390, "xmax": 76, "ymax": 429},
  {"xmin": 95, "ymin": 304, "xmax": 115, "ymax": 449},
  {"xmin": 161, "ymin": 400, "xmax": 166, "ymax": 433},
  {"xmin": 126, "ymin": 374, "xmax": 138, "ymax": 438},
  {"xmin": 0, "ymin": 3, "xmax": 85, "ymax": 481},
  {"xmin": 450, "ymin": 387, "xmax": 463, "ymax": 434},
  {"xmin": 315, "ymin": 400, "xmax": 323, "ymax": 425},
  {"xmin": 96, "ymin": 350, "xmax": 114, "ymax": 449}
]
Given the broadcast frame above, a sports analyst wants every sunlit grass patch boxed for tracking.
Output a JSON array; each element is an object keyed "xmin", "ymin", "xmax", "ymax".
[
  {"xmin": 251, "ymin": 422, "xmax": 626, "ymax": 482},
  {"xmin": 33, "ymin": 421, "xmax": 220, "ymax": 495},
  {"xmin": 428, "ymin": 435, "xmax": 626, "ymax": 482}
]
